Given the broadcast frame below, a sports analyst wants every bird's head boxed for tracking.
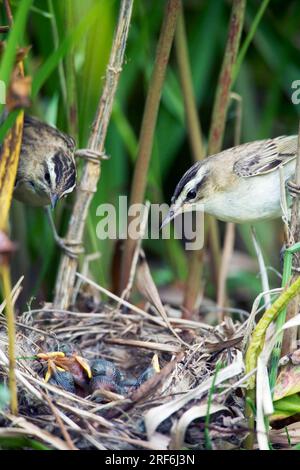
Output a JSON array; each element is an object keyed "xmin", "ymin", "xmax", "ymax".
[
  {"xmin": 26, "ymin": 149, "xmax": 77, "ymax": 209},
  {"xmin": 162, "ymin": 160, "xmax": 209, "ymax": 228}
]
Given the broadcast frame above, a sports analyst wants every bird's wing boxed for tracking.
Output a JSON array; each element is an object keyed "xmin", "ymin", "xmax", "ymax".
[{"xmin": 233, "ymin": 135, "xmax": 297, "ymax": 177}]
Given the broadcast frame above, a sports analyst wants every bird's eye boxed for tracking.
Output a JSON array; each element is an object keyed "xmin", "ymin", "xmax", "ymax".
[
  {"xmin": 44, "ymin": 171, "xmax": 51, "ymax": 185},
  {"xmin": 186, "ymin": 188, "xmax": 197, "ymax": 200}
]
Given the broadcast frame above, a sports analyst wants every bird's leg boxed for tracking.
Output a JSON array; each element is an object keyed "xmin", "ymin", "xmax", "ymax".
[{"xmin": 45, "ymin": 207, "xmax": 83, "ymax": 258}]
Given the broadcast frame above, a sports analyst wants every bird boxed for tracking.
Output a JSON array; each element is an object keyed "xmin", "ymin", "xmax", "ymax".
[
  {"xmin": 14, "ymin": 115, "xmax": 76, "ymax": 209},
  {"xmin": 12, "ymin": 115, "xmax": 77, "ymax": 253},
  {"xmin": 162, "ymin": 135, "xmax": 300, "ymax": 227}
]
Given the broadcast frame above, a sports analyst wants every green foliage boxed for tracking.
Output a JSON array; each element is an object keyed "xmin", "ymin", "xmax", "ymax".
[
  {"xmin": 4, "ymin": 0, "xmax": 299, "ymax": 309},
  {"xmin": 0, "ymin": 436, "xmax": 50, "ymax": 450}
]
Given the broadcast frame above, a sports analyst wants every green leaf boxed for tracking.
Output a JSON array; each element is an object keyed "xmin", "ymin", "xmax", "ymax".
[
  {"xmin": 0, "ymin": 0, "xmax": 33, "ymax": 115},
  {"xmin": 31, "ymin": 3, "xmax": 99, "ymax": 98}
]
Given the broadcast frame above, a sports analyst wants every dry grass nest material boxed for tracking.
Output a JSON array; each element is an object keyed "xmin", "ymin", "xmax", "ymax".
[{"xmin": 0, "ymin": 286, "xmax": 252, "ymax": 450}]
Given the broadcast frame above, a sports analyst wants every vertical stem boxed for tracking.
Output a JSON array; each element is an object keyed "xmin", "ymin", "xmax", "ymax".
[
  {"xmin": 217, "ymin": 93, "xmax": 242, "ymax": 320},
  {"xmin": 269, "ymin": 121, "xmax": 300, "ymax": 388},
  {"xmin": 0, "ymin": 0, "xmax": 27, "ymax": 415},
  {"xmin": 217, "ymin": 222, "xmax": 235, "ymax": 320},
  {"xmin": 64, "ymin": 0, "xmax": 78, "ymax": 136},
  {"xmin": 54, "ymin": 0, "xmax": 134, "ymax": 308},
  {"xmin": 175, "ymin": 5, "xmax": 203, "ymax": 160},
  {"xmin": 206, "ymin": 0, "xmax": 246, "ymax": 304},
  {"xmin": 175, "ymin": 2, "xmax": 204, "ymax": 317},
  {"xmin": 4, "ymin": 0, "xmax": 13, "ymax": 25},
  {"xmin": 120, "ymin": 0, "xmax": 181, "ymax": 292},
  {"xmin": 48, "ymin": 0, "xmax": 68, "ymax": 111},
  {"xmin": 0, "ymin": 264, "xmax": 17, "ymax": 414},
  {"xmin": 282, "ymin": 121, "xmax": 300, "ymax": 354},
  {"xmin": 207, "ymin": 0, "xmax": 246, "ymax": 155}
]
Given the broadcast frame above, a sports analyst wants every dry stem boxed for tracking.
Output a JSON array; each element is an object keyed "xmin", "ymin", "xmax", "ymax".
[
  {"xmin": 53, "ymin": 0, "xmax": 134, "ymax": 309},
  {"xmin": 175, "ymin": 2, "xmax": 205, "ymax": 318},
  {"xmin": 282, "ymin": 120, "xmax": 300, "ymax": 355},
  {"xmin": 207, "ymin": 0, "xmax": 246, "ymax": 297},
  {"xmin": 120, "ymin": 0, "xmax": 181, "ymax": 292}
]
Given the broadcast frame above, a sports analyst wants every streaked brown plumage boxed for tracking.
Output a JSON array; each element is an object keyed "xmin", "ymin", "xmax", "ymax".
[{"xmin": 13, "ymin": 115, "xmax": 76, "ymax": 209}]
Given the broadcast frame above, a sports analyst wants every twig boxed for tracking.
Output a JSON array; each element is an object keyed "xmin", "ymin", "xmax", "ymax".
[
  {"xmin": 74, "ymin": 271, "xmax": 212, "ymax": 336},
  {"xmin": 217, "ymin": 223, "xmax": 235, "ymax": 321},
  {"xmin": 53, "ymin": 0, "xmax": 134, "ymax": 309},
  {"xmin": 120, "ymin": 0, "xmax": 181, "ymax": 292},
  {"xmin": 105, "ymin": 338, "xmax": 180, "ymax": 353},
  {"xmin": 43, "ymin": 393, "xmax": 77, "ymax": 450},
  {"xmin": 121, "ymin": 201, "xmax": 150, "ymax": 301}
]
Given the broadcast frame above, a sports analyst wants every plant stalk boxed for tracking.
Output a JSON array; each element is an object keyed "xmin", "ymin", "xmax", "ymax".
[
  {"xmin": 120, "ymin": 0, "xmax": 181, "ymax": 292},
  {"xmin": 53, "ymin": 0, "xmax": 134, "ymax": 309},
  {"xmin": 175, "ymin": 3, "xmax": 204, "ymax": 317}
]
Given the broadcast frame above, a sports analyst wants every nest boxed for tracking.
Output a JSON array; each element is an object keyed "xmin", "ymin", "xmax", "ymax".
[{"xmin": 0, "ymin": 282, "xmax": 252, "ymax": 451}]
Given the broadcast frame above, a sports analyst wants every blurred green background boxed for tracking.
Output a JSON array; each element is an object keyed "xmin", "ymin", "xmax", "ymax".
[{"xmin": 2, "ymin": 0, "xmax": 300, "ymax": 310}]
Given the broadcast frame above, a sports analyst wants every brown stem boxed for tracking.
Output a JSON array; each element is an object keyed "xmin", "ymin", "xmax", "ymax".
[
  {"xmin": 217, "ymin": 93, "xmax": 242, "ymax": 320},
  {"xmin": 64, "ymin": 0, "xmax": 78, "ymax": 137},
  {"xmin": 53, "ymin": 0, "xmax": 134, "ymax": 309},
  {"xmin": 175, "ymin": 4, "xmax": 204, "ymax": 318},
  {"xmin": 175, "ymin": 5, "xmax": 203, "ymax": 160},
  {"xmin": 175, "ymin": 3, "xmax": 204, "ymax": 318},
  {"xmin": 4, "ymin": 0, "xmax": 13, "ymax": 26},
  {"xmin": 120, "ymin": 0, "xmax": 181, "ymax": 292},
  {"xmin": 207, "ymin": 0, "xmax": 246, "ymax": 155},
  {"xmin": 207, "ymin": 0, "xmax": 246, "ymax": 302},
  {"xmin": 217, "ymin": 222, "xmax": 235, "ymax": 320}
]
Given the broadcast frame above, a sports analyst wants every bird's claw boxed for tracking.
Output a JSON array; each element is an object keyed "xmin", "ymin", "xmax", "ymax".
[
  {"xmin": 54, "ymin": 235, "xmax": 84, "ymax": 258},
  {"xmin": 287, "ymin": 180, "xmax": 300, "ymax": 198}
]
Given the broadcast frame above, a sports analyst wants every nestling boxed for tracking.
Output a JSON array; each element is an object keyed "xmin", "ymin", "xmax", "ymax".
[
  {"xmin": 163, "ymin": 135, "xmax": 299, "ymax": 226},
  {"xmin": 13, "ymin": 115, "xmax": 76, "ymax": 209}
]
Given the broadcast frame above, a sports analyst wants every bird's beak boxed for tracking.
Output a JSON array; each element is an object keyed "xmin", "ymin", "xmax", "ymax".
[
  {"xmin": 50, "ymin": 194, "xmax": 59, "ymax": 210},
  {"xmin": 160, "ymin": 207, "xmax": 176, "ymax": 229}
]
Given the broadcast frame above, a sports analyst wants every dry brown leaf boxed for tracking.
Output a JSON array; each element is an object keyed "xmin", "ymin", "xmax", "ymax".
[
  {"xmin": 136, "ymin": 250, "xmax": 188, "ymax": 347},
  {"xmin": 273, "ymin": 363, "xmax": 300, "ymax": 401},
  {"xmin": 170, "ymin": 403, "xmax": 229, "ymax": 449},
  {"xmin": 7, "ymin": 75, "xmax": 31, "ymax": 110},
  {"xmin": 144, "ymin": 351, "xmax": 244, "ymax": 439}
]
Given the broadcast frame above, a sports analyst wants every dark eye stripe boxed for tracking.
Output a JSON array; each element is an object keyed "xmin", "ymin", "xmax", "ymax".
[{"xmin": 171, "ymin": 161, "xmax": 202, "ymax": 203}]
